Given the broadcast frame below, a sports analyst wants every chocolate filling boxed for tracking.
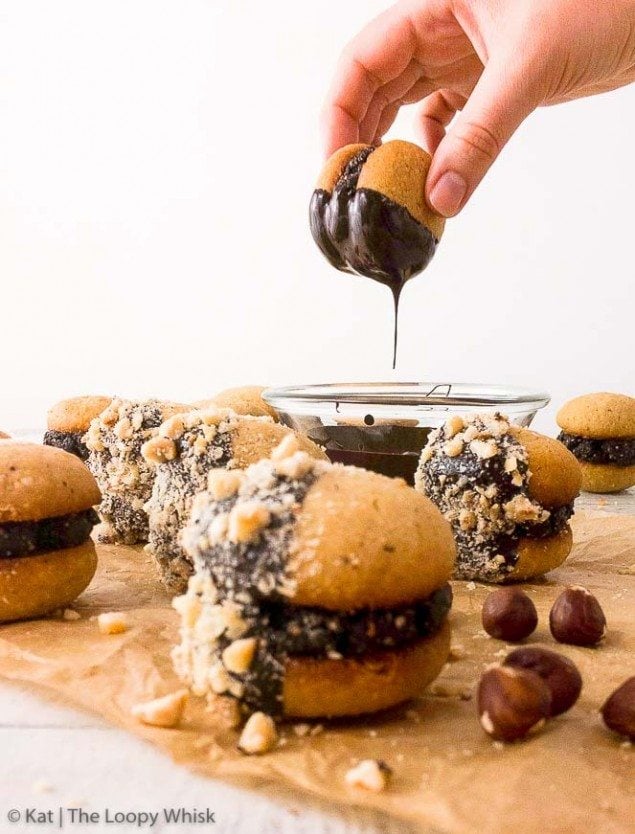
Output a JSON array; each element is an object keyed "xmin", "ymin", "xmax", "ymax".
[
  {"xmin": 219, "ymin": 584, "xmax": 452, "ymax": 715},
  {"xmin": 557, "ymin": 432, "xmax": 635, "ymax": 466},
  {"xmin": 310, "ymin": 148, "xmax": 438, "ymax": 368},
  {"xmin": 43, "ymin": 430, "xmax": 89, "ymax": 461},
  {"xmin": 0, "ymin": 508, "xmax": 99, "ymax": 558}
]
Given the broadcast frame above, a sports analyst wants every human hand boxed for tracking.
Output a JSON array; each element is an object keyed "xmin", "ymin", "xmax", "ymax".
[{"xmin": 322, "ymin": 0, "xmax": 635, "ymax": 216}]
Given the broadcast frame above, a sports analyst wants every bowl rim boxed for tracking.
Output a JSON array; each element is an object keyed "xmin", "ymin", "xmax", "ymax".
[{"xmin": 263, "ymin": 382, "xmax": 550, "ymax": 410}]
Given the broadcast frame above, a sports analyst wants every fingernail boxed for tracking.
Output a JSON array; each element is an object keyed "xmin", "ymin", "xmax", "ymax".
[{"xmin": 428, "ymin": 171, "xmax": 468, "ymax": 217}]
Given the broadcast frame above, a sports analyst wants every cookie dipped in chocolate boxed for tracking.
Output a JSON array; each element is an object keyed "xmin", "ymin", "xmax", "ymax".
[{"xmin": 310, "ymin": 140, "xmax": 445, "ymax": 367}]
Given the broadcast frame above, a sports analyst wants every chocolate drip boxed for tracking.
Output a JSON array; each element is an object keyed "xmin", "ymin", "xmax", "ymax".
[{"xmin": 310, "ymin": 149, "xmax": 438, "ymax": 368}]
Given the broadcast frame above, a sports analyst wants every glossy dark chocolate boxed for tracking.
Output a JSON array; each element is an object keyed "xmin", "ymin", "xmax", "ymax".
[
  {"xmin": 0, "ymin": 508, "xmax": 99, "ymax": 558},
  {"xmin": 557, "ymin": 432, "xmax": 635, "ymax": 466},
  {"xmin": 310, "ymin": 147, "xmax": 438, "ymax": 367},
  {"xmin": 43, "ymin": 429, "xmax": 89, "ymax": 461}
]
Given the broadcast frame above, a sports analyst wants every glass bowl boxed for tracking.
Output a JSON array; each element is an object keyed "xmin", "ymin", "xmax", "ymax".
[{"xmin": 263, "ymin": 382, "xmax": 550, "ymax": 484}]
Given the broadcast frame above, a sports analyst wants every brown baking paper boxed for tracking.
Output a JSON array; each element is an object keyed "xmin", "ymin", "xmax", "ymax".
[{"xmin": 0, "ymin": 513, "xmax": 633, "ymax": 833}]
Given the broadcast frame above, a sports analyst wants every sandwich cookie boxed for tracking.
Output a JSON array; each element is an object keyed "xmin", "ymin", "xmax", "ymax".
[
  {"xmin": 142, "ymin": 412, "xmax": 326, "ymax": 593},
  {"xmin": 556, "ymin": 392, "xmax": 635, "ymax": 493},
  {"xmin": 193, "ymin": 386, "xmax": 278, "ymax": 421},
  {"xmin": 0, "ymin": 443, "xmax": 100, "ymax": 622},
  {"xmin": 44, "ymin": 396, "xmax": 112, "ymax": 460},
  {"xmin": 172, "ymin": 442, "xmax": 455, "ymax": 718},
  {"xmin": 415, "ymin": 413, "xmax": 581, "ymax": 582},
  {"xmin": 84, "ymin": 398, "xmax": 188, "ymax": 544}
]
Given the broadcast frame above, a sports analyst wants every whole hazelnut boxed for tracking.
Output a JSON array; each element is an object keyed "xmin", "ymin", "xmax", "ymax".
[
  {"xmin": 477, "ymin": 666, "xmax": 552, "ymax": 742},
  {"xmin": 481, "ymin": 588, "xmax": 538, "ymax": 642},
  {"xmin": 600, "ymin": 677, "xmax": 635, "ymax": 741},
  {"xmin": 549, "ymin": 586, "xmax": 606, "ymax": 647},
  {"xmin": 504, "ymin": 646, "xmax": 582, "ymax": 716}
]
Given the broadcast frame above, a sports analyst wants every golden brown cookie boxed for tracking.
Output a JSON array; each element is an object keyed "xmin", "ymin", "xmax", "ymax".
[
  {"xmin": 557, "ymin": 393, "xmax": 635, "ymax": 439},
  {"xmin": 84, "ymin": 398, "xmax": 189, "ymax": 544},
  {"xmin": 194, "ymin": 386, "xmax": 278, "ymax": 420},
  {"xmin": 0, "ymin": 443, "xmax": 101, "ymax": 522},
  {"xmin": 172, "ymin": 441, "xmax": 454, "ymax": 718},
  {"xmin": 556, "ymin": 393, "xmax": 635, "ymax": 493},
  {"xmin": 283, "ymin": 622, "xmax": 451, "ymax": 718},
  {"xmin": 44, "ymin": 395, "xmax": 112, "ymax": 461},
  {"xmin": 0, "ymin": 443, "xmax": 100, "ymax": 623},
  {"xmin": 143, "ymin": 410, "xmax": 327, "ymax": 594},
  {"xmin": 415, "ymin": 413, "xmax": 580, "ymax": 582},
  {"xmin": 310, "ymin": 140, "xmax": 445, "ymax": 288},
  {"xmin": 0, "ymin": 431, "xmax": 10, "ymax": 439},
  {"xmin": 0, "ymin": 542, "xmax": 97, "ymax": 622}
]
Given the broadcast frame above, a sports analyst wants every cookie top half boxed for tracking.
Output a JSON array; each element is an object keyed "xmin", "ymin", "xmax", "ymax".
[
  {"xmin": 557, "ymin": 393, "xmax": 635, "ymax": 438},
  {"xmin": 0, "ymin": 443, "xmax": 101, "ymax": 522},
  {"xmin": 512, "ymin": 427, "xmax": 581, "ymax": 506},
  {"xmin": 193, "ymin": 386, "xmax": 278, "ymax": 421},
  {"xmin": 47, "ymin": 396, "xmax": 113, "ymax": 433},
  {"xmin": 183, "ymin": 439, "xmax": 455, "ymax": 611},
  {"xmin": 316, "ymin": 140, "xmax": 445, "ymax": 241}
]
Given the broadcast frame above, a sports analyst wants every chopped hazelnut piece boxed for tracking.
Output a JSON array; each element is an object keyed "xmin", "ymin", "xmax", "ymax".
[
  {"xmin": 97, "ymin": 612, "xmax": 129, "ymax": 635},
  {"xmin": 207, "ymin": 469, "xmax": 244, "ymax": 501},
  {"xmin": 238, "ymin": 712, "xmax": 278, "ymax": 755},
  {"xmin": 470, "ymin": 439, "xmax": 498, "ymax": 459},
  {"xmin": 209, "ymin": 662, "xmax": 232, "ymax": 695},
  {"xmin": 222, "ymin": 637, "xmax": 257, "ymax": 674},
  {"xmin": 344, "ymin": 759, "xmax": 392, "ymax": 792},
  {"xmin": 271, "ymin": 434, "xmax": 301, "ymax": 461},
  {"xmin": 444, "ymin": 438, "xmax": 464, "ymax": 458},
  {"xmin": 228, "ymin": 502, "xmax": 271, "ymax": 543},
  {"xmin": 131, "ymin": 689, "xmax": 188, "ymax": 728},
  {"xmin": 142, "ymin": 436, "xmax": 178, "ymax": 464},
  {"xmin": 274, "ymin": 451, "xmax": 314, "ymax": 480},
  {"xmin": 444, "ymin": 415, "xmax": 465, "ymax": 438},
  {"xmin": 160, "ymin": 415, "xmax": 186, "ymax": 440}
]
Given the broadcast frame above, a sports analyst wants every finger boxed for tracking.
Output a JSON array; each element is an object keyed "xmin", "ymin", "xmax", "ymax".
[
  {"xmin": 358, "ymin": 58, "xmax": 431, "ymax": 143},
  {"xmin": 321, "ymin": 7, "xmax": 418, "ymax": 156},
  {"xmin": 416, "ymin": 89, "xmax": 467, "ymax": 154},
  {"xmin": 426, "ymin": 59, "xmax": 538, "ymax": 216}
]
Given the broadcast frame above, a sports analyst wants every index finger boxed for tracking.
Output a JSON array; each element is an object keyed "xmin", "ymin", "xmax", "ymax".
[{"xmin": 320, "ymin": 6, "xmax": 419, "ymax": 156}]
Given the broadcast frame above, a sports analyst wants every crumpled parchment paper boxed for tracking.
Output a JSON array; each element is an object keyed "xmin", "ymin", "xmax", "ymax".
[{"xmin": 0, "ymin": 513, "xmax": 632, "ymax": 834}]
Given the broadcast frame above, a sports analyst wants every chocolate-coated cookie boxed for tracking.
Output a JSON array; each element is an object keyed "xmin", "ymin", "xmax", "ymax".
[
  {"xmin": 415, "ymin": 413, "xmax": 581, "ymax": 582},
  {"xmin": 44, "ymin": 396, "xmax": 112, "ymax": 460},
  {"xmin": 172, "ymin": 441, "xmax": 454, "ymax": 718},
  {"xmin": 142, "ymin": 411, "xmax": 326, "ymax": 593}
]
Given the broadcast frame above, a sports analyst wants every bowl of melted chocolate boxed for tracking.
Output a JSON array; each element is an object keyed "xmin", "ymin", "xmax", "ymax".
[{"xmin": 263, "ymin": 383, "xmax": 550, "ymax": 485}]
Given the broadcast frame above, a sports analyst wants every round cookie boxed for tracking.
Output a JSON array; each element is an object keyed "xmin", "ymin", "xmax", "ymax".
[
  {"xmin": 0, "ymin": 431, "xmax": 10, "ymax": 439},
  {"xmin": 173, "ymin": 442, "xmax": 455, "ymax": 718},
  {"xmin": 415, "ymin": 413, "xmax": 580, "ymax": 582},
  {"xmin": 142, "ymin": 410, "xmax": 326, "ymax": 593},
  {"xmin": 310, "ymin": 140, "xmax": 445, "ymax": 289},
  {"xmin": 556, "ymin": 393, "xmax": 635, "ymax": 493},
  {"xmin": 0, "ymin": 443, "xmax": 100, "ymax": 622},
  {"xmin": 193, "ymin": 386, "xmax": 278, "ymax": 420},
  {"xmin": 44, "ymin": 396, "xmax": 112, "ymax": 461},
  {"xmin": 84, "ymin": 398, "xmax": 189, "ymax": 544}
]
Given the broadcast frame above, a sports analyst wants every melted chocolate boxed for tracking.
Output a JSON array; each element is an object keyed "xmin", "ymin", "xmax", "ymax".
[
  {"xmin": 557, "ymin": 432, "xmax": 635, "ymax": 466},
  {"xmin": 43, "ymin": 429, "xmax": 89, "ymax": 461},
  {"xmin": 0, "ymin": 508, "xmax": 99, "ymax": 558},
  {"xmin": 310, "ymin": 148, "xmax": 438, "ymax": 368},
  {"xmin": 327, "ymin": 449, "xmax": 419, "ymax": 484}
]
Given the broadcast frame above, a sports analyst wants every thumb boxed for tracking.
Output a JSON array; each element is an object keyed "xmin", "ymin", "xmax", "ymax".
[{"xmin": 426, "ymin": 60, "xmax": 536, "ymax": 217}]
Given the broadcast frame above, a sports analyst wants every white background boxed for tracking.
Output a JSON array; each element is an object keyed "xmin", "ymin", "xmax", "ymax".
[{"xmin": 0, "ymin": 0, "xmax": 633, "ymax": 435}]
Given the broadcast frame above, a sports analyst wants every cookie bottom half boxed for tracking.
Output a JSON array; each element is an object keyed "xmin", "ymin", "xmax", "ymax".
[{"xmin": 0, "ymin": 541, "xmax": 98, "ymax": 622}]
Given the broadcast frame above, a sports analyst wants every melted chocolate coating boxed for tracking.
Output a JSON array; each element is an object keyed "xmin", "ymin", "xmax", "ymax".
[
  {"xmin": 0, "ymin": 508, "xmax": 99, "ymax": 558},
  {"xmin": 220, "ymin": 584, "xmax": 452, "ymax": 715},
  {"xmin": 557, "ymin": 432, "xmax": 635, "ymax": 466},
  {"xmin": 309, "ymin": 147, "xmax": 438, "ymax": 367},
  {"xmin": 43, "ymin": 430, "xmax": 89, "ymax": 461}
]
